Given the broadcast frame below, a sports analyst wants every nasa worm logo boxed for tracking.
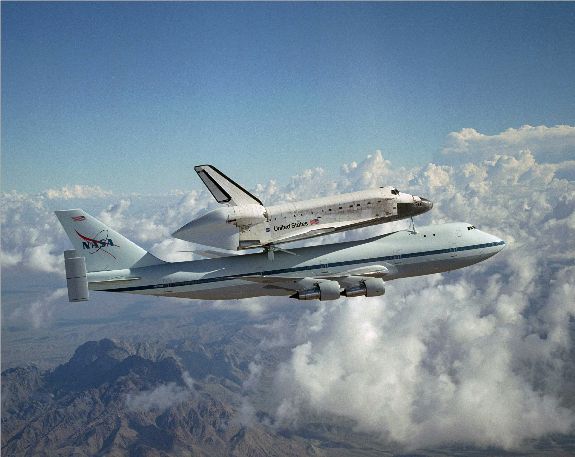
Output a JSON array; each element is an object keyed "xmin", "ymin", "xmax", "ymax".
[{"xmin": 75, "ymin": 230, "xmax": 119, "ymax": 259}]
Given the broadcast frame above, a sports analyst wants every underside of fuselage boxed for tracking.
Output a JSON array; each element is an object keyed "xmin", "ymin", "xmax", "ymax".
[{"xmin": 149, "ymin": 283, "xmax": 288, "ymax": 300}]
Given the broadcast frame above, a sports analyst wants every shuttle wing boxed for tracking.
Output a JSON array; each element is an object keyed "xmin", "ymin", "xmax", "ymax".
[
  {"xmin": 195, "ymin": 165, "xmax": 262, "ymax": 206},
  {"xmin": 270, "ymin": 218, "xmax": 378, "ymax": 245}
]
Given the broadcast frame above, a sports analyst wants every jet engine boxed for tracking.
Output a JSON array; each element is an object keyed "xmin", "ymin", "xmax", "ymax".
[
  {"xmin": 342, "ymin": 277, "xmax": 385, "ymax": 298},
  {"xmin": 291, "ymin": 280, "xmax": 341, "ymax": 301}
]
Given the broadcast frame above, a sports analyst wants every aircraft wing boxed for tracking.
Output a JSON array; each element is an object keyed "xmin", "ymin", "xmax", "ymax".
[
  {"xmin": 272, "ymin": 226, "xmax": 338, "ymax": 243},
  {"xmin": 241, "ymin": 264, "xmax": 389, "ymax": 290}
]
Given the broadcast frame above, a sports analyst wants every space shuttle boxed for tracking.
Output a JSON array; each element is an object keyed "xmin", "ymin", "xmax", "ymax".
[{"xmin": 172, "ymin": 165, "xmax": 433, "ymax": 252}]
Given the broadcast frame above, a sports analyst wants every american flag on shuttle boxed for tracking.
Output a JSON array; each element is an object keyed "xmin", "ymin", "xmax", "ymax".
[
  {"xmin": 72, "ymin": 215, "xmax": 86, "ymax": 222},
  {"xmin": 309, "ymin": 218, "xmax": 320, "ymax": 225}
]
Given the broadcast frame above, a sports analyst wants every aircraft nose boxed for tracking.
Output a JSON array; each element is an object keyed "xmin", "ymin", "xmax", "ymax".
[
  {"xmin": 486, "ymin": 232, "xmax": 506, "ymax": 250},
  {"xmin": 481, "ymin": 232, "xmax": 506, "ymax": 257}
]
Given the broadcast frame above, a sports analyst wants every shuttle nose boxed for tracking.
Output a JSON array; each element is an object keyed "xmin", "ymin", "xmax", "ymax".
[
  {"xmin": 397, "ymin": 195, "xmax": 434, "ymax": 218},
  {"xmin": 420, "ymin": 197, "xmax": 433, "ymax": 211}
]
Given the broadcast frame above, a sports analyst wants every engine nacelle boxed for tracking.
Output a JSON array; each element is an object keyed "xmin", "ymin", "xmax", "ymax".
[
  {"xmin": 64, "ymin": 250, "xmax": 89, "ymax": 302},
  {"xmin": 292, "ymin": 280, "xmax": 341, "ymax": 301},
  {"xmin": 342, "ymin": 278, "xmax": 385, "ymax": 298}
]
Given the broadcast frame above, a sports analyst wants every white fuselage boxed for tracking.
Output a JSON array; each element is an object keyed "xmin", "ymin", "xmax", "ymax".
[
  {"xmin": 90, "ymin": 223, "xmax": 505, "ymax": 301},
  {"xmin": 172, "ymin": 187, "xmax": 432, "ymax": 250},
  {"xmin": 264, "ymin": 188, "xmax": 410, "ymax": 243}
]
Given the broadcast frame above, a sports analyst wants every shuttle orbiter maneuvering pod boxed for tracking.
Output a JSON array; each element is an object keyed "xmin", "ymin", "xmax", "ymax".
[
  {"xmin": 172, "ymin": 165, "xmax": 433, "ymax": 252},
  {"xmin": 55, "ymin": 209, "xmax": 505, "ymax": 303}
]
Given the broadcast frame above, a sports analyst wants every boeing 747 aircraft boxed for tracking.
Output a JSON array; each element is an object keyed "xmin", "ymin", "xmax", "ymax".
[{"xmin": 56, "ymin": 209, "xmax": 505, "ymax": 302}]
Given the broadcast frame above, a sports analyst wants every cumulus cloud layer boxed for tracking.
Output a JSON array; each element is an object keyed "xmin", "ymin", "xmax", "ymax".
[
  {"xmin": 44, "ymin": 184, "xmax": 113, "ymax": 200},
  {"xmin": 270, "ymin": 127, "xmax": 575, "ymax": 449},
  {"xmin": 2, "ymin": 124, "xmax": 574, "ymax": 449},
  {"xmin": 438, "ymin": 124, "xmax": 575, "ymax": 166},
  {"xmin": 9, "ymin": 288, "xmax": 68, "ymax": 329},
  {"xmin": 274, "ymin": 271, "xmax": 575, "ymax": 448}
]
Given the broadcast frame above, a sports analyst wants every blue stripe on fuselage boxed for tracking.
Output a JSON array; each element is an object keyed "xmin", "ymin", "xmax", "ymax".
[{"xmin": 99, "ymin": 241, "xmax": 505, "ymax": 292}]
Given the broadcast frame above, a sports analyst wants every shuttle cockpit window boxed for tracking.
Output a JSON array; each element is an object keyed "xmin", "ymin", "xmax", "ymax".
[
  {"xmin": 467, "ymin": 225, "xmax": 476, "ymax": 230},
  {"xmin": 391, "ymin": 188, "xmax": 400, "ymax": 195}
]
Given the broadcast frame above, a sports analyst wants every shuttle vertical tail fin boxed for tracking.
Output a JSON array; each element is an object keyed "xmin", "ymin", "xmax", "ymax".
[
  {"xmin": 55, "ymin": 209, "xmax": 164, "ymax": 272},
  {"xmin": 194, "ymin": 165, "xmax": 263, "ymax": 206}
]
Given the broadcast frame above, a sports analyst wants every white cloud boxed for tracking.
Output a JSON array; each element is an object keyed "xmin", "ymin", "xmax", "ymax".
[
  {"xmin": 276, "ymin": 167, "xmax": 330, "ymax": 202},
  {"xmin": 340, "ymin": 150, "xmax": 410, "ymax": 190},
  {"xmin": 274, "ymin": 270, "xmax": 574, "ymax": 449},
  {"xmin": 1, "ymin": 249, "xmax": 22, "ymax": 268},
  {"xmin": 98, "ymin": 199, "xmax": 131, "ymax": 229},
  {"xmin": 22, "ymin": 243, "xmax": 63, "ymax": 273},
  {"xmin": 2, "ymin": 191, "xmax": 72, "ymax": 275},
  {"xmin": 126, "ymin": 382, "xmax": 190, "ymax": 412},
  {"xmin": 126, "ymin": 371, "xmax": 196, "ymax": 412},
  {"xmin": 2, "ymin": 124, "xmax": 574, "ymax": 450},
  {"xmin": 210, "ymin": 295, "xmax": 289, "ymax": 317},
  {"xmin": 439, "ymin": 124, "xmax": 575, "ymax": 165},
  {"xmin": 423, "ymin": 163, "xmax": 451, "ymax": 190},
  {"xmin": 44, "ymin": 184, "xmax": 113, "ymax": 199},
  {"xmin": 266, "ymin": 125, "xmax": 575, "ymax": 450},
  {"xmin": 9, "ymin": 288, "xmax": 68, "ymax": 329}
]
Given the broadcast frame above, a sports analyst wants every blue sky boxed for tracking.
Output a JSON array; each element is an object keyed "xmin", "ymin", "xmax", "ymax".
[{"xmin": 2, "ymin": 2, "xmax": 574, "ymax": 194}]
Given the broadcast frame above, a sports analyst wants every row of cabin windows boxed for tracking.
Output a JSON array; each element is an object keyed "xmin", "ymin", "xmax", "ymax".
[{"xmin": 324, "ymin": 200, "xmax": 380, "ymax": 212}]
